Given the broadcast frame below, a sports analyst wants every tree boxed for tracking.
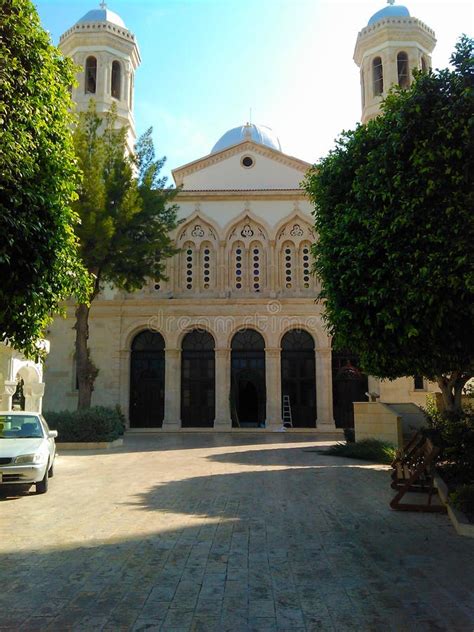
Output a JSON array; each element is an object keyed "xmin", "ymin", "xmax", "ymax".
[
  {"xmin": 303, "ymin": 36, "xmax": 474, "ymax": 413},
  {"xmin": 73, "ymin": 102, "xmax": 178, "ymax": 408},
  {"xmin": 0, "ymin": 0, "xmax": 90, "ymax": 358}
]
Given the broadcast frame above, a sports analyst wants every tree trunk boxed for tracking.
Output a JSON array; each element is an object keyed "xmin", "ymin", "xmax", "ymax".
[
  {"xmin": 436, "ymin": 373, "xmax": 470, "ymax": 415},
  {"xmin": 74, "ymin": 279, "xmax": 100, "ymax": 410}
]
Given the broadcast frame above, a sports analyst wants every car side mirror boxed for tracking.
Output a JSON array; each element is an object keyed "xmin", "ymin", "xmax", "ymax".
[{"xmin": 48, "ymin": 430, "xmax": 58, "ymax": 439}]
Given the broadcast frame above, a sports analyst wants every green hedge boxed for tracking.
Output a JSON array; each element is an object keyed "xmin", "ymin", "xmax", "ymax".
[
  {"xmin": 324, "ymin": 439, "xmax": 397, "ymax": 464},
  {"xmin": 44, "ymin": 406, "xmax": 125, "ymax": 442}
]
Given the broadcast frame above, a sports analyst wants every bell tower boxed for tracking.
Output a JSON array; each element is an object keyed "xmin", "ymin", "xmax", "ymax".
[
  {"xmin": 354, "ymin": 1, "xmax": 436, "ymax": 123},
  {"xmin": 59, "ymin": 2, "xmax": 141, "ymax": 153}
]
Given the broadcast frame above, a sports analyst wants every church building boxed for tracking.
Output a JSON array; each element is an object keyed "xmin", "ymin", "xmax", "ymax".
[{"xmin": 42, "ymin": 2, "xmax": 440, "ymax": 431}]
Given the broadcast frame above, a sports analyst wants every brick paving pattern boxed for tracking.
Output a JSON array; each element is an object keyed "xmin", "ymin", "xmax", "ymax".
[{"xmin": 1, "ymin": 433, "xmax": 473, "ymax": 631}]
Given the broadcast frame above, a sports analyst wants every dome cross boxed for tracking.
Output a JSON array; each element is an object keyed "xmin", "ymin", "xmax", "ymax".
[
  {"xmin": 99, "ymin": 1, "xmax": 107, "ymax": 8},
  {"xmin": 387, "ymin": 0, "xmax": 395, "ymax": 5}
]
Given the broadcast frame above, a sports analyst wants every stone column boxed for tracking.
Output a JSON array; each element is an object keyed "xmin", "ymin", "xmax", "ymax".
[
  {"xmin": 163, "ymin": 349, "xmax": 181, "ymax": 430},
  {"xmin": 265, "ymin": 348, "xmax": 282, "ymax": 430},
  {"xmin": 24, "ymin": 383, "xmax": 46, "ymax": 413},
  {"xmin": 0, "ymin": 381, "xmax": 18, "ymax": 412},
  {"xmin": 315, "ymin": 347, "xmax": 338, "ymax": 432},
  {"xmin": 119, "ymin": 349, "xmax": 130, "ymax": 427},
  {"xmin": 214, "ymin": 348, "xmax": 232, "ymax": 429}
]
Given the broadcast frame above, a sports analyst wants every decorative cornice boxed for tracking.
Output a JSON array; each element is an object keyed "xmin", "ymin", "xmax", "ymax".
[{"xmin": 176, "ymin": 190, "xmax": 307, "ymax": 201}]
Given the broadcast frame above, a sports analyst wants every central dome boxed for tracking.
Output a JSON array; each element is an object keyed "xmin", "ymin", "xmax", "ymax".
[
  {"xmin": 211, "ymin": 123, "xmax": 282, "ymax": 154},
  {"xmin": 77, "ymin": 7, "xmax": 126, "ymax": 29},
  {"xmin": 368, "ymin": 4, "xmax": 410, "ymax": 26}
]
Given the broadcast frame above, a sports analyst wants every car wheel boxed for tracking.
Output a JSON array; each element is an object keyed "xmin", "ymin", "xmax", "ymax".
[
  {"xmin": 48, "ymin": 462, "xmax": 54, "ymax": 478},
  {"xmin": 36, "ymin": 466, "xmax": 49, "ymax": 494}
]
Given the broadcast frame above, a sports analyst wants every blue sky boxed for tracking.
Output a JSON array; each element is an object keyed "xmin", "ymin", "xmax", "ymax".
[{"xmin": 35, "ymin": 0, "xmax": 473, "ymax": 183}]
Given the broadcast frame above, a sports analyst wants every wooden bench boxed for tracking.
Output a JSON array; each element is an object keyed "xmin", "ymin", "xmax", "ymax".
[{"xmin": 390, "ymin": 434, "xmax": 446, "ymax": 512}]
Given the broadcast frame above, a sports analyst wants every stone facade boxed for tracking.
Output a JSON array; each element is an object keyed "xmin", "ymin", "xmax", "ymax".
[{"xmin": 43, "ymin": 4, "xmax": 440, "ymax": 430}]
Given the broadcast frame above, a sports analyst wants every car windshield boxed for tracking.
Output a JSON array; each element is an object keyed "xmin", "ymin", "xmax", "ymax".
[{"xmin": 0, "ymin": 415, "xmax": 44, "ymax": 439}]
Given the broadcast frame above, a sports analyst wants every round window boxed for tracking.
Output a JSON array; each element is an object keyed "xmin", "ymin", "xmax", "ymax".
[{"xmin": 241, "ymin": 155, "xmax": 254, "ymax": 168}]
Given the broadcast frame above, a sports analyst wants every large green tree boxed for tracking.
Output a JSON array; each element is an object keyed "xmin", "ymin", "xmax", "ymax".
[
  {"xmin": 73, "ymin": 102, "xmax": 178, "ymax": 408},
  {"xmin": 304, "ymin": 36, "xmax": 474, "ymax": 413},
  {"xmin": 0, "ymin": 0, "xmax": 90, "ymax": 357}
]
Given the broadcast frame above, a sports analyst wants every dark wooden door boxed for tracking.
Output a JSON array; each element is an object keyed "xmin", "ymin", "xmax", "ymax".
[
  {"xmin": 129, "ymin": 331, "xmax": 165, "ymax": 428},
  {"xmin": 332, "ymin": 352, "xmax": 368, "ymax": 428},
  {"xmin": 181, "ymin": 330, "xmax": 215, "ymax": 428}
]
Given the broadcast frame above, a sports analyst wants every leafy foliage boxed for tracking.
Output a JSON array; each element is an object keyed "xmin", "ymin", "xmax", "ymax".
[
  {"xmin": 303, "ymin": 36, "xmax": 474, "ymax": 408},
  {"xmin": 45, "ymin": 406, "xmax": 124, "ymax": 442},
  {"xmin": 73, "ymin": 102, "xmax": 178, "ymax": 292},
  {"xmin": 0, "ymin": 0, "xmax": 90, "ymax": 357},
  {"xmin": 72, "ymin": 102, "xmax": 178, "ymax": 407},
  {"xmin": 449, "ymin": 484, "xmax": 474, "ymax": 520},
  {"xmin": 426, "ymin": 405, "xmax": 474, "ymax": 485},
  {"xmin": 323, "ymin": 439, "xmax": 396, "ymax": 464}
]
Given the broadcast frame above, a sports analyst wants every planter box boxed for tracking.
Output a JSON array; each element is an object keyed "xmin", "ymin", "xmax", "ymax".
[
  {"xmin": 56, "ymin": 438, "xmax": 123, "ymax": 450},
  {"xmin": 434, "ymin": 474, "xmax": 474, "ymax": 538}
]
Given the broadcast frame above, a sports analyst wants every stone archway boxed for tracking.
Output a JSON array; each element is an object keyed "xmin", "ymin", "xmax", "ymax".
[
  {"xmin": 181, "ymin": 330, "xmax": 215, "ymax": 428},
  {"xmin": 231, "ymin": 329, "xmax": 266, "ymax": 428},
  {"xmin": 281, "ymin": 329, "xmax": 316, "ymax": 427},
  {"xmin": 129, "ymin": 330, "xmax": 165, "ymax": 428}
]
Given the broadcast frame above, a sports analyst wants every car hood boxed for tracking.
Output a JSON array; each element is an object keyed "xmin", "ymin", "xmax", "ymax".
[{"xmin": 0, "ymin": 438, "xmax": 46, "ymax": 458}]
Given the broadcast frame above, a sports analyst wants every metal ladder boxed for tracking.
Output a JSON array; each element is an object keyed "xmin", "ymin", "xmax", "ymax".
[{"xmin": 282, "ymin": 395, "xmax": 293, "ymax": 429}]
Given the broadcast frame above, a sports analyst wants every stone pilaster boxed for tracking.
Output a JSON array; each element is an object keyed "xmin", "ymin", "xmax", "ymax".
[
  {"xmin": 265, "ymin": 348, "xmax": 282, "ymax": 430},
  {"xmin": 163, "ymin": 349, "xmax": 181, "ymax": 429},
  {"xmin": 0, "ymin": 381, "xmax": 18, "ymax": 412},
  {"xmin": 24, "ymin": 382, "xmax": 46, "ymax": 413},
  {"xmin": 214, "ymin": 348, "xmax": 232, "ymax": 429},
  {"xmin": 315, "ymin": 347, "xmax": 338, "ymax": 431}
]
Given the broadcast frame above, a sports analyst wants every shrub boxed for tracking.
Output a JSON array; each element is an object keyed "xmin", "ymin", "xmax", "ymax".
[
  {"xmin": 424, "ymin": 406, "xmax": 474, "ymax": 485},
  {"xmin": 44, "ymin": 406, "xmax": 124, "ymax": 442},
  {"xmin": 449, "ymin": 484, "xmax": 474, "ymax": 521},
  {"xmin": 324, "ymin": 439, "xmax": 396, "ymax": 464}
]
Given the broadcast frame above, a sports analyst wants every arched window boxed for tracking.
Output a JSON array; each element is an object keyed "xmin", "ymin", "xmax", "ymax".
[
  {"xmin": 397, "ymin": 52, "xmax": 410, "ymax": 88},
  {"xmin": 373, "ymin": 57, "xmax": 383, "ymax": 96},
  {"xmin": 299, "ymin": 242, "xmax": 312, "ymax": 289},
  {"xmin": 129, "ymin": 73, "xmax": 134, "ymax": 108},
  {"xmin": 200, "ymin": 243, "xmax": 214, "ymax": 291},
  {"xmin": 111, "ymin": 60, "xmax": 121, "ymax": 99},
  {"xmin": 361, "ymin": 69, "xmax": 366, "ymax": 109},
  {"xmin": 232, "ymin": 241, "xmax": 246, "ymax": 291},
  {"xmin": 85, "ymin": 56, "xmax": 97, "ymax": 94},
  {"xmin": 249, "ymin": 242, "xmax": 265, "ymax": 292},
  {"xmin": 182, "ymin": 242, "xmax": 195, "ymax": 291},
  {"xmin": 282, "ymin": 242, "xmax": 295, "ymax": 290}
]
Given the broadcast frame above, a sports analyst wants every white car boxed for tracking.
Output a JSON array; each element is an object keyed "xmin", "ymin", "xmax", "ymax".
[{"xmin": 0, "ymin": 411, "xmax": 57, "ymax": 494}]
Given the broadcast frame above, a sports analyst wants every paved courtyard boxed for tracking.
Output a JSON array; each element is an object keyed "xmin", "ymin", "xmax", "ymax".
[{"xmin": 1, "ymin": 433, "xmax": 473, "ymax": 631}]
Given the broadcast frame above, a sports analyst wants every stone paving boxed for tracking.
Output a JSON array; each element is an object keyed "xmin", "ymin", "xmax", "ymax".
[{"xmin": 1, "ymin": 433, "xmax": 473, "ymax": 632}]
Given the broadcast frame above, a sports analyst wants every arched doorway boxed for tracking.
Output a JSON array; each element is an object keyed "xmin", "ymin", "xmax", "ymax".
[
  {"xmin": 129, "ymin": 330, "xmax": 165, "ymax": 428},
  {"xmin": 281, "ymin": 330, "xmax": 316, "ymax": 428},
  {"xmin": 332, "ymin": 351, "xmax": 368, "ymax": 428},
  {"xmin": 231, "ymin": 329, "xmax": 266, "ymax": 427},
  {"xmin": 181, "ymin": 330, "xmax": 215, "ymax": 427}
]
